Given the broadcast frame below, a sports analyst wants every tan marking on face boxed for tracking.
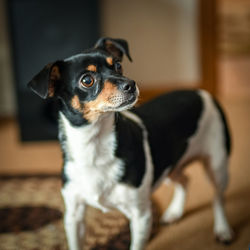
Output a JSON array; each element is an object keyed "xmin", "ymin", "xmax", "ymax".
[
  {"xmin": 84, "ymin": 81, "xmax": 118, "ymax": 122},
  {"xmin": 71, "ymin": 95, "xmax": 83, "ymax": 111},
  {"xmin": 106, "ymin": 57, "xmax": 113, "ymax": 66},
  {"xmin": 86, "ymin": 64, "xmax": 97, "ymax": 72}
]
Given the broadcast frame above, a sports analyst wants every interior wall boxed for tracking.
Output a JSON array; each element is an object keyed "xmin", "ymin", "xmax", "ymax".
[
  {"xmin": 217, "ymin": 0, "xmax": 250, "ymax": 98},
  {"xmin": 100, "ymin": 0, "xmax": 200, "ymax": 89},
  {"xmin": 0, "ymin": 0, "xmax": 15, "ymax": 117}
]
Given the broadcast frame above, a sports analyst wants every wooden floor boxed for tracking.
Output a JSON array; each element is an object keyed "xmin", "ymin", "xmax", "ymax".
[{"xmin": 0, "ymin": 119, "xmax": 62, "ymax": 175}]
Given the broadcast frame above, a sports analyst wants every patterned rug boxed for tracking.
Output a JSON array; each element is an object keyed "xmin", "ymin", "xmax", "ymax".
[{"xmin": 0, "ymin": 177, "xmax": 160, "ymax": 250}]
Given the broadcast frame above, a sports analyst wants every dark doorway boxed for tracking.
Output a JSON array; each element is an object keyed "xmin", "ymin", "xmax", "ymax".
[{"xmin": 8, "ymin": 0, "xmax": 100, "ymax": 141}]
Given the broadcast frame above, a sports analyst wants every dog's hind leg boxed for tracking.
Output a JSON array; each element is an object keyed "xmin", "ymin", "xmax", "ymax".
[
  {"xmin": 203, "ymin": 153, "xmax": 234, "ymax": 244},
  {"xmin": 161, "ymin": 172, "xmax": 189, "ymax": 224}
]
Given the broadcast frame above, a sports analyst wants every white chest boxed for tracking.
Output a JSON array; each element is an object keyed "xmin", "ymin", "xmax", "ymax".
[{"xmin": 60, "ymin": 112, "xmax": 124, "ymax": 210}]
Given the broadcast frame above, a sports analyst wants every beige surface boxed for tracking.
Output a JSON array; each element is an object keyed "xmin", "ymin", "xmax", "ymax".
[{"xmin": 0, "ymin": 120, "xmax": 62, "ymax": 175}]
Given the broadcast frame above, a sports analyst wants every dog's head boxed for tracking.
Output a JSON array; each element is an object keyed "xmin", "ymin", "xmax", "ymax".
[{"xmin": 28, "ymin": 37, "xmax": 139, "ymax": 123}]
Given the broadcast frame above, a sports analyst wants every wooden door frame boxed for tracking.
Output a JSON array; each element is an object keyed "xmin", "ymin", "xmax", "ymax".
[{"xmin": 199, "ymin": 0, "xmax": 218, "ymax": 96}]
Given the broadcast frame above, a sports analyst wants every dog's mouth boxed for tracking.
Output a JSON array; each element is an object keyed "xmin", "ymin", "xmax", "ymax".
[
  {"xmin": 118, "ymin": 94, "xmax": 137, "ymax": 108},
  {"xmin": 108, "ymin": 87, "xmax": 139, "ymax": 111}
]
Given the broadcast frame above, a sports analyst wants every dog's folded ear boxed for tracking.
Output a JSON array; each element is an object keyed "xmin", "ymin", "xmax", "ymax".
[
  {"xmin": 28, "ymin": 61, "xmax": 62, "ymax": 99},
  {"xmin": 94, "ymin": 37, "xmax": 132, "ymax": 62}
]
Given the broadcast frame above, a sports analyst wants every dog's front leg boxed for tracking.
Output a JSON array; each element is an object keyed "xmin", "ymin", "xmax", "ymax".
[
  {"xmin": 62, "ymin": 189, "xmax": 86, "ymax": 250},
  {"xmin": 127, "ymin": 203, "xmax": 153, "ymax": 250}
]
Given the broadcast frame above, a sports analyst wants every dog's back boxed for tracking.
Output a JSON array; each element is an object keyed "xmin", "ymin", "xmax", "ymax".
[{"xmin": 132, "ymin": 89, "xmax": 231, "ymax": 185}]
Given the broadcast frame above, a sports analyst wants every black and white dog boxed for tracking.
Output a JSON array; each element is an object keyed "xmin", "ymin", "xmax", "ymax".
[{"xmin": 28, "ymin": 37, "xmax": 233, "ymax": 250}]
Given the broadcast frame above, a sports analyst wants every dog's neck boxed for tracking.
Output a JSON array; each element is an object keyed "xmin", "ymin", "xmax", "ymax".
[
  {"xmin": 59, "ymin": 111, "xmax": 116, "ymax": 166},
  {"xmin": 60, "ymin": 111, "xmax": 115, "ymax": 140}
]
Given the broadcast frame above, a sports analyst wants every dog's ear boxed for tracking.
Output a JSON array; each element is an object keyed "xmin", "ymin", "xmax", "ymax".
[
  {"xmin": 28, "ymin": 61, "xmax": 62, "ymax": 99},
  {"xmin": 94, "ymin": 37, "xmax": 132, "ymax": 62}
]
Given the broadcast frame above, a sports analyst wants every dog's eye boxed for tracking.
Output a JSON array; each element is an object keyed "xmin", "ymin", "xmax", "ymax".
[
  {"xmin": 114, "ymin": 62, "xmax": 122, "ymax": 74},
  {"xmin": 80, "ymin": 75, "xmax": 94, "ymax": 88}
]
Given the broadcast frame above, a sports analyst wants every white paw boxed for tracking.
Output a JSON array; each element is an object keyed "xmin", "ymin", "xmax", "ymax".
[
  {"xmin": 161, "ymin": 209, "xmax": 183, "ymax": 224},
  {"xmin": 215, "ymin": 228, "xmax": 234, "ymax": 244}
]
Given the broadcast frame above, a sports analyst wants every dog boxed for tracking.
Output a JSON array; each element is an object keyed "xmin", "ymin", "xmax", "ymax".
[{"xmin": 28, "ymin": 37, "xmax": 234, "ymax": 250}]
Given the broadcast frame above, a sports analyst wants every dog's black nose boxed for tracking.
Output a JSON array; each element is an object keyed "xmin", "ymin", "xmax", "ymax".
[{"xmin": 121, "ymin": 80, "xmax": 136, "ymax": 93}]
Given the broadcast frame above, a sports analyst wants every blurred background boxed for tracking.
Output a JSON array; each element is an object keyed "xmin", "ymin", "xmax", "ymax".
[{"xmin": 0, "ymin": 0, "xmax": 249, "ymax": 249}]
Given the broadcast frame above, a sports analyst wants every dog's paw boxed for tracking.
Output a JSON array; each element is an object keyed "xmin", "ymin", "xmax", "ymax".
[
  {"xmin": 215, "ymin": 228, "xmax": 234, "ymax": 245},
  {"xmin": 160, "ymin": 209, "xmax": 183, "ymax": 224}
]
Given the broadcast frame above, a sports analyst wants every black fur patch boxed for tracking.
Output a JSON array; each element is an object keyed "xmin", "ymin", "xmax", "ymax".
[
  {"xmin": 133, "ymin": 90, "xmax": 203, "ymax": 184},
  {"xmin": 114, "ymin": 113, "xmax": 145, "ymax": 187}
]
